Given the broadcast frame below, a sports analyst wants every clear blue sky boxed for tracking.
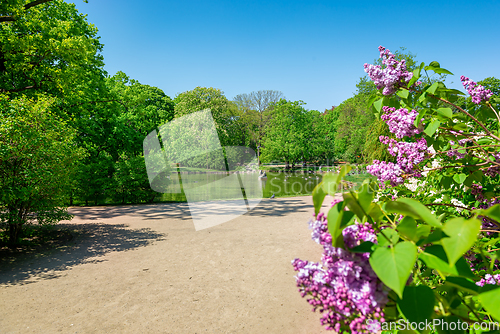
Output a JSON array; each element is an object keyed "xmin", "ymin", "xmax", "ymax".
[{"xmin": 74, "ymin": 0, "xmax": 500, "ymax": 112}]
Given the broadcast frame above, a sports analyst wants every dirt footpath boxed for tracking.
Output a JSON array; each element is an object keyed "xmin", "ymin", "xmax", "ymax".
[{"xmin": 0, "ymin": 196, "xmax": 339, "ymax": 334}]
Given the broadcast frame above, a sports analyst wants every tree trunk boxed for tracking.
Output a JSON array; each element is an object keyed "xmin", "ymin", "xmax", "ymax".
[{"xmin": 9, "ymin": 222, "xmax": 22, "ymax": 246}]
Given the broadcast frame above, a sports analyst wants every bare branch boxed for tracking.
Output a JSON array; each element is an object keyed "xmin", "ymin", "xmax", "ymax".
[
  {"xmin": 425, "ymin": 203, "xmax": 472, "ymax": 211},
  {"xmin": 0, "ymin": 0, "xmax": 55, "ymax": 23},
  {"xmin": 24, "ymin": 0, "xmax": 55, "ymax": 10},
  {"xmin": 0, "ymin": 16, "xmax": 16, "ymax": 23}
]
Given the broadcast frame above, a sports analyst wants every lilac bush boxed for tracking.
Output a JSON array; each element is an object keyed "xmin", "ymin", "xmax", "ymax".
[
  {"xmin": 295, "ymin": 46, "xmax": 500, "ymax": 331},
  {"xmin": 461, "ymin": 75, "xmax": 493, "ymax": 104},
  {"xmin": 292, "ymin": 213, "xmax": 387, "ymax": 333},
  {"xmin": 363, "ymin": 46, "xmax": 414, "ymax": 95}
]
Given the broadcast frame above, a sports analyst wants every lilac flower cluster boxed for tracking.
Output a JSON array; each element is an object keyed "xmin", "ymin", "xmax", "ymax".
[
  {"xmin": 470, "ymin": 182, "xmax": 486, "ymax": 202},
  {"xmin": 363, "ymin": 46, "xmax": 413, "ymax": 95},
  {"xmin": 367, "ymin": 136, "xmax": 428, "ymax": 187},
  {"xmin": 476, "ymin": 197, "xmax": 500, "ymax": 236},
  {"xmin": 380, "ymin": 136, "xmax": 428, "ymax": 174},
  {"xmin": 484, "ymin": 153, "xmax": 500, "ymax": 177},
  {"xmin": 447, "ymin": 140, "xmax": 467, "ymax": 160},
  {"xmin": 381, "ymin": 106, "xmax": 422, "ymax": 139},
  {"xmin": 465, "ymin": 249, "xmax": 499, "ymax": 274},
  {"xmin": 476, "ymin": 274, "xmax": 500, "ymax": 287},
  {"xmin": 292, "ymin": 213, "xmax": 388, "ymax": 333},
  {"xmin": 367, "ymin": 161, "xmax": 404, "ymax": 187},
  {"xmin": 461, "ymin": 76, "xmax": 493, "ymax": 104}
]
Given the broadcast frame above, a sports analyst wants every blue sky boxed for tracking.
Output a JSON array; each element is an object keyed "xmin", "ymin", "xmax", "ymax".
[{"xmin": 74, "ymin": 0, "xmax": 500, "ymax": 112}]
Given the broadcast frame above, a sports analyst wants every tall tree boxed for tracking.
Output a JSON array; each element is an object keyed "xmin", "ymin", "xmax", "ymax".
[
  {"xmin": 0, "ymin": 95, "xmax": 84, "ymax": 245},
  {"xmin": 233, "ymin": 90, "xmax": 284, "ymax": 149},
  {"xmin": 0, "ymin": 0, "xmax": 105, "ymax": 98},
  {"xmin": 73, "ymin": 72, "xmax": 175, "ymax": 205},
  {"xmin": 333, "ymin": 96, "xmax": 376, "ymax": 163},
  {"xmin": 174, "ymin": 87, "xmax": 243, "ymax": 147},
  {"xmin": 261, "ymin": 99, "xmax": 310, "ymax": 168}
]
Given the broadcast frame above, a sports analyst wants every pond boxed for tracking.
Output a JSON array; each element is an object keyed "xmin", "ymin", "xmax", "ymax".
[{"xmin": 156, "ymin": 171, "xmax": 373, "ymax": 202}]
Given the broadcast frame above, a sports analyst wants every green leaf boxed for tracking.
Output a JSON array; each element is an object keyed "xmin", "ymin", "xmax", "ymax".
[
  {"xmin": 419, "ymin": 245, "xmax": 475, "ymax": 279},
  {"xmin": 312, "ymin": 182, "xmax": 326, "ymax": 215},
  {"xmin": 427, "ymin": 82, "xmax": 439, "ymax": 94},
  {"xmin": 414, "ymin": 110, "xmax": 426, "ymax": 128},
  {"xmin": 373, "ymin": 98, "xmax": 384, "ymax": 112},
  {"xmin": 420, "ymin": 246, "xmax": 457, "ymax": 276},
  {"xmin": 397, "ymin": 89, "xmax": 410, "ymax": 99},
  {"xmin": 377, "ymin": 228, "xmax": 399, "ymax": 247},
  {"xmin": 343, "ymin": 192, "xmax": 365, "ymax": 221},
  {"xmin": 327, "ymin": 203, "xmax": 344, "ymax": 247},
  {"xmin": 416, "ymin": 225, "xmax": 432, "ymax": 240},
  {"xmin": 424, "ymin": 120, "xmax": 441, "ymax": 136},
  {"xmin": 338, "ymin": 164, "xmax": 352, "ymax": 179},
  {"xmin": 367, "ymin": 94, "xmax": 380, "ymax": 109},
  {"xmin": 397, "ymin": 285, "xmax": 435, "ymax": 325},
  {"xmin": 322, "ymin": 173, "xmax": 340, "ymax": 195},
  {"xmin": 479, "ymin": 288, "xmax": 500, "ymax": 321},
  {"xmin": 357, "ymin": 180, "xmax": 374, "ymax": 213},
  {"xmin": 452, "ymin": 173, "xmax": 467, "ymax": 184},
  {"xmin": 385, "ymin": 198, "xmax": 442, "ymax": 227},
  {"xmin": 436, "ymin": 108, "xmax": 453, "ymax": 119},
  {"xmin": 429, "ymin": 61, "xmax": 440, "ymax": 68},
  {"xmin": 368, "ymin": 202, "xmax": 384, "ymax": 222},
  {"xmin": 433, "ymin": 67, "xmax": 453, "ymax": 75},
  {"xmin": 441, "ymin": 217, "xmax": 481, "ymax": 266},
  {"xmin": 349, "ymin": 241, "xmax": 375, "ymax": 253},
  {"xmin": 369, "ymin": 241, "xmax": 417, "ymax": 298},
  {"xmin": 444, "ymin": 277, "xmax": 479, "ymax": 295},
  {"xmin": 397, "ymin": 216, "xmax": 418, "ymax": 242},
  {"xmin": 481, "ymin": 204, "xmax": 500, "ymax": 223},
  {"xmin": 408, "ymin": 62, "xmax": 424, "ymax": 88}
]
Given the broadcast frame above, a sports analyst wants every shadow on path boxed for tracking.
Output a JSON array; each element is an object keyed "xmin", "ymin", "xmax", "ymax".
[
  {"xmin": 68, "ymin": 202, "xmax": 192, "ymax": 221},
  {"xmin": 0, "ymin": 223, "xmax": 165, "ymax": 286},
  {"xmin": 67, "ymin": 197, "xmax": 312, "ymax": 222}
]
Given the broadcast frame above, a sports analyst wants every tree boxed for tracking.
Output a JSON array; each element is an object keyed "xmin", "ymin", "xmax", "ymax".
[
  {"xmin": 261, "ymin": 99, "xmax": 311, "ymax": 168},
  {"xmin": 233, "ymin": 90, "xmax": 285, "ymax": 149},
  {"xmin": 0, "ymin": 0, "xmax": 105, "ymax": 98},
  {"xmin": 174, "ymin": 87, "xmax": 243, "ymax": 147},
  {"xmin": 0, "ymin": 95, "xmax": 84, "ymax": 245},
  {"xmin": 311, "ymin": 108, "xmax": 336, "ymax": 164},
  {"xmin": 73, "ymin": 72, "xmax": 175, "ymax": 205},
  {"xmin": 333, "ymin": 96, "xmax": 376, "ymax": 163},
  {"xmin": 330, "ymin": 47, "xmax": 421, "ymax": 164}
]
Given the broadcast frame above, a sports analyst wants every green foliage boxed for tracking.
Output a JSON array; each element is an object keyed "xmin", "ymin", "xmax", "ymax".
[
  {"xmin": 113, "ymin": 154, "xmax": 157, "ymax": 204},
  {"xmin": 174, "ymin": 87, "xmax": 243, "ymax": 147},
  {"xmin": 0, "ymin": 95, "xmax": 84, "ymax": 244},
  {"xmin": 0, "ymin": 0, "xmax": 105, "ymax": 98},
  {"xmin": 332, "ymin": 95, "xmax": 375, "ymax": 162},
  {"xmin": 307, "ymin": 52, "xmax": 500, "ymax": 329},
  {"xmin": 260, "ymin": 99, "xmax": 320, "ymax": 166}
]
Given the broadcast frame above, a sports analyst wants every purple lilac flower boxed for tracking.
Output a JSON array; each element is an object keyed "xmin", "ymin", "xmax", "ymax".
[
  {"xmin": 470, "ymin": 182, "xmax": 486, "ymax": 202},
  {"xmin": 363, "ymin": 46, "xmax": 413, "ymax": 96},
  {"xmin": 294, "ymin": 215, "xmax": 388, "ymax": 333},
  {"xmin": 461, "ymin": 76, "xmax": 493, "ymax": 104},
  {"xmin": 476, "ymin": 274, "xmax": 500, "ymax": 287},
  {"xmin": 381, "ymin": 106, "xmax": 422, "ymax": 139},
  {"xmin": 484, "ymin": 153, "xmax": 500, "ymax": 177},
  {"xmin": 366, "ymin": 160, "xmax": 404, "ymax": 186},
  {"xmin": 447, "ymin": 138, "xmax": 471, "ymax": 160},
  {"xmin": 380, "ymin": 136, "xmax": 428, "ymax": 174},
  {"xmin": 367, "ymin": 136, "xmax": 428, "ymax": 186},
  {"xmin": 476, "ymin": 198, "xmax": 500, "ymax": 236}
]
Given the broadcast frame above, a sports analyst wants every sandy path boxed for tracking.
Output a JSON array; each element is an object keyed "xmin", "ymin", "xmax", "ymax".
[{"xmin": 0, "ymin": 196, "xmax": 339, "ymax": 334}]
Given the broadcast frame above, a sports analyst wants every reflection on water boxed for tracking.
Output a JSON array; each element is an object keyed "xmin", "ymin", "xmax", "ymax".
[{"xmin": 157, "ymin": 171, "xmax": 373, "ymax": 202}]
